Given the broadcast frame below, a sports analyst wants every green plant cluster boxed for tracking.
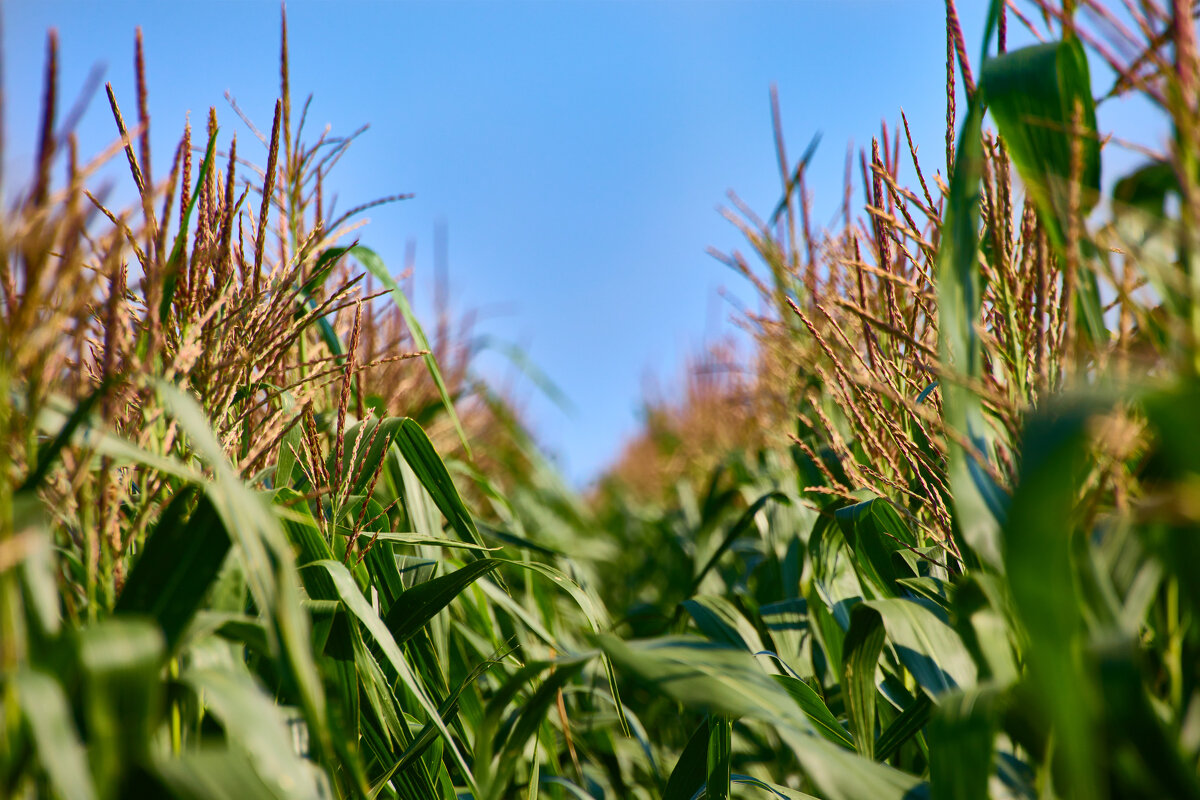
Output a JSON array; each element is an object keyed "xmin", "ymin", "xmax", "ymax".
[{"xmin": 4, "ymin": 2, "xmax": 1200, "ymax": 799}]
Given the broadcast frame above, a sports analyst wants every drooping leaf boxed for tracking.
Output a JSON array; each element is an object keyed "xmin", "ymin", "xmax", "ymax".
[
  {"xmin": 835, "ymin": 497, "xmax": 918, "ymax": 598},
  {"xmin": 807, "ymin": 515, "xmax": 865, "ymax": 632},
  {"xmin": 394, "ymin": 418, "xmax": 485, "ymax": 550},
  {"xmin": 864, "ymin": 598, "xmax": 978, "ymax": 695},
  {"xmin": 981, "ymin": 38, "xmax": 1100, "ymax": 253},
  {"xmin": 761, "ymin": 597, "xmax": 811, "ymax": 672},
  {"xmin": 372, "ymin": 656, "xmax": 502, "ymax": 797},
  {"xmin": 600, "ymin": 635, "xmax": 925, "ymax": 800},
  {"xmin": 152, "ymin": 749, "xmax": 294, "ymax": 800},
  {"xmin": 384, "ymin": 559, "xmax": 501, "ymax": 644},
  {"xmin": 732, "ymin": 775, "xmax": 821, "ymax": 800},
  {"xmin": 682, "ymin": 595, "xmax": 765, "ymax": 653},
  {"xmin": 20, "ymin": 377, "xmax": 112, "ymax": 492},
  {"xmin": 155, "ymin": 383, "xmax": 336, "ymax": 782},
  {"xmin": 691, "ymin": 491, "xmax": 788, "ymax": 595},
  {"xmin": 773, "ymin": 674, "xmax": 855, "ymax": 750}
]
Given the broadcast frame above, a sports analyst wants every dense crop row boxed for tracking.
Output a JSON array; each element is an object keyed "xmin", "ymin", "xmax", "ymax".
[{"xmin": 4, "ymin": 2, "xmax": 1200, "ymax": 799}]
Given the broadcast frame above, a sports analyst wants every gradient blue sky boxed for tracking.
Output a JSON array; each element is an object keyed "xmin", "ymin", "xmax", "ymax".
[{"xmin": 6, "ymin": 2, "xmax": 1167, "ymax": 484}]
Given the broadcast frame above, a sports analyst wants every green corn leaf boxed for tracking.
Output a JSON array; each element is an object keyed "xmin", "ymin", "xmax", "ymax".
[
  {"xmin": 372, "ymin": 656, "xmax": 501, "ymax": 798},
  {"xmin": 473, "ymin": 656, "xmax": 589, "ymax": 795},
  {"xmin": 706, "ymin": 715, "xmax": 733, "ymax": 800},
  {"xmin": 155, "ymin": 382, "xmax": 336, "ymax": 784},
  {"xmin": 152, "ymin": 750, "xmax": 288, "ymax": 800},
  {"xmin": 842, "ymin": 604, "xmax": 886, "ymax": 759},
  {"xmin": 384, "ymin": 559, "xmax": 501, "ymax": 644},
  {"xmin": 1141, "ymin": 383, "xmax": 1200, "ymax": 621},
  {"xmin": 773, "ymin": 674, "xmax": 855, "ymax": 750},
  {"xmin": 116, "ymin": 487, "xmax": 230, "ymax": 652},
  {"xmin": 761, "ymin": 597, "xmax": 810, "ymax": 670},
  {"xmin": 394, "ymin": 418, "xmax": 484, "ymax": 548},
  {"xmin": 20, "ymin": 377, "xmax": 111, "ymax": 492},
  {"xmin": 303, "ymin": 245, "xmax": 353, "ymax": 297},
  {"xmin": 275, "ymin": 414, "xmax": 304, "ymax": 490},
  {"xmin": 1094, "ymin": 636, "xmax": 1200, "ymax": 800},
  {"xmin": 473, "ymin": 334, "xmax": 576, "ymax": 415},
  {"xmin": 936, "ymin": 93, "xmax": 1007, "ymax": 569},
  {"xmin": 156, "ymin": 382, "xmax": 277, "ymax": 615},
  {"xmin": 732, "ymin": 775, "xmax": 820, "ymax": 799},
  {"xmin": 935, "ymin": 1, "xmax": 1009, "ymax": 569},
  {"xmin": 895, "ymin": 577, "xmax": 951, "ymax": 615},
  {"xmin": 181, "ymin": 668, "xmax": 323, "ymax": 800},
  {"xmin": 33, "ymin": 393, "xmax": 205, "ymax": 484},
  {"xmin": 663, "ymin": 719, "xmax": 711, "ymax": 800},
  {"xmin": 208, "ymin": 614, "xmax": 272, "ymax": 656},
  {"xmin": 599, "ymin": 635, "xmax": 925, "ymax": 800},
  {"xmin": 526, "ymin": 737, "xmax": 541, "ymax": 800},
  {"xmin": 952, "ymin": 575, "xmax": 1019, "ymax": 686},
  {"xmin": 301, "ymin": 559, "xmax": 475, "ymax": 790},
  {"xmin": 15, "ymin": 669, "xmax": 97, "ymax": 800},
  {"xmin": 76, "ymin": 619, "xmax": 165, "ymax": 794},
  {"xmin": 350, "ymin": 633, "xmax": 401, "ymax": 749},
  {"xmin": 927, "ymin": 688, "xmax": 1000, "ymax": 800},
  {"xmin": 1003, "ymin": 397, "xmax": 1105, "ymax": 800},
  {"xmin": 834, "ymin": 497, "xmax": 918, "ymax": 598},
  {"xmin": 806, "ymin": 581, "xmax": 846, "ymax": 679},
  {"xmin": 808, "ymin": 515, "xmax": 866, "ymax": 632},
  {"xmin": 981, "ymin": 38, "xmax": 1100, "ymax": 254},
  {"xmin": 691, "ymin": 491, "xmax": 788, "ymax": 596},
  {"xmin": 682, "ymin": 595, "xmax": 765, "ymax": 653},
  {"xmin": 863, "ymin": 598, "xmax": 978, "ymax": 695},
  {"xmin": 14, "ymin": 491, "xmax": 60, "ymax": 636},
  {"xmin": 498, "ymin": 558, "xmax": 627, "ymax": 734},
  {"xmin": 600, "ymin": 635, "xmax": 804, "ymax": 729},
  {"xmin": 875, "ymin": 691, "xmax": 932, "ymax": 763},
  {"xmin": 351, "ymin": 531, "xmax": 496, "ymax": 551},
  {"xmin": 981, "ymin": 35, "xmax": 1104, "ymax": 348},
  {"xmin": 499, "ymin": 660, "xmax": 588, "ymax": 768}
]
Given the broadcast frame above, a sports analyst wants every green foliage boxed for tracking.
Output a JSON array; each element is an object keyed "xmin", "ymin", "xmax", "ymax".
[{"xmin": 7, "ymin": 3, "xmax": 1200, "ymax": 799}]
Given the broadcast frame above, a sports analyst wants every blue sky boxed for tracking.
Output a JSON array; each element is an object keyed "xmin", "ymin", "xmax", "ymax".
[{"xmin": 6, "ymin": 2, "xmax": 1168, "ymax": 485}]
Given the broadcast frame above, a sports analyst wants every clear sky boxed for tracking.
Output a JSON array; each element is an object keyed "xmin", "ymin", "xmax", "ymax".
[{"xmin": 5, "ymin": 2, "xmax": 1168, "ymax": 485}]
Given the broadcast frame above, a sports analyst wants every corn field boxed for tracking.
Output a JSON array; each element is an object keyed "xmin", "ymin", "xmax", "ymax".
[{"xmin": 4, "ymin": 1, "xmax": 1200, "ymax": 798}]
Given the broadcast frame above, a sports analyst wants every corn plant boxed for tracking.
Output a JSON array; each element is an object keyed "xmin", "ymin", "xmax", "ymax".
[
  {"xmin": 7, "ymin": 1, "xmax": 1200, "ymax": 799},
  {"xmin": 0, "ymin": 11, "xmax": 645, "ymax": 800},
  {"xmin": 593, "ymin": 2, "xmax": 1200, "ymax": 798}
]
